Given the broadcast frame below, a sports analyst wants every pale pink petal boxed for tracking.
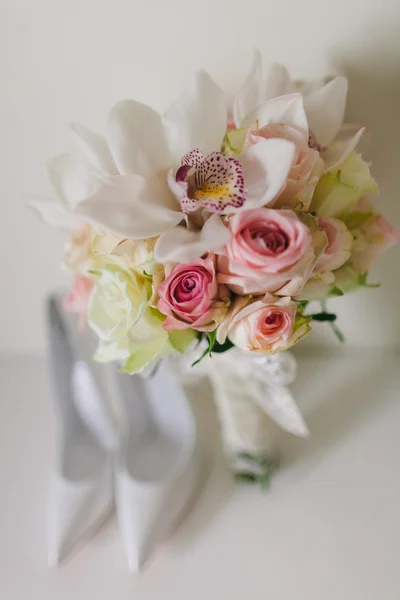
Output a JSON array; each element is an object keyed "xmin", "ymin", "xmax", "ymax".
[
  {"xmin": 323, "ymin": 127, "xmax": 365, "ymax": 172},
  {"xmin": 233, "ymin": 49, "xmax": 263, "ymax": 128},
  {"xmin": 216, "ymin": 296, "xmax": 251, "ymax": 344},
  {"xmin": 241, "ymin": 93, "xmax": 308, "ymax": 142},
  {"xmin": 27, "ymin": 196, "xmax": 81, "ymax": 231},
  {"xmin": 239, "ymin": 138, "xmax": 296, "ymax": 209},
  {"xmin": 47, "ymin": 154, "xmax": 101, "ymax": 208},
  {"xmin": 154, "ymin": 213, "xmax": 230, "ymax": 263},
  {"xmin": 352, "ymin": 215, "xmax": 400, "ymax": 273},
  {"xmin": 107, "ymin": 100, "xmax": 172, "ymax": 177},
  {"xmin": 75, "ymin": 175, "xmax": 183, "ymax": 239},
  {"xmin": 264, "ymin": 62, "xmax": 293, "ymax": 99},
  {"xmin": 304, "ymin": 76, "xmax": 348, "ymax": 146},
  {"xmin": 163, "ymin": 70, "xmax": 227, "ymax": 161},
  {"xmin": 70, "ymin": 122, "xmax": 118, "ymax": 175}
]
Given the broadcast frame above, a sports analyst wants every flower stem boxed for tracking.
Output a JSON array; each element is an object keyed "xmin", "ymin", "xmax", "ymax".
[{"xmin": 321, "ymin": 301, "xmax": 345, "ymax": 343}]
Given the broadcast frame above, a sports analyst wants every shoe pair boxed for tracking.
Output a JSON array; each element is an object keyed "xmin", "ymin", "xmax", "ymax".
[{"xmin": 46, "ymin": 296, "xmax": 199, "ymax": 571}]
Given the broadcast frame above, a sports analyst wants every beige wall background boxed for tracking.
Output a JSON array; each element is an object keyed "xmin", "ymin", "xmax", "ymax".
[{"xmin": 1, "ymin": 0, "xmax": 400, "ymax": 354}]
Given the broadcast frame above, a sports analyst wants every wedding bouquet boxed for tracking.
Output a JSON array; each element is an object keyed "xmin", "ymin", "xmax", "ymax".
[{"xmin": 30, "ymin": 51, "xmax": 399, "ymax": 375}]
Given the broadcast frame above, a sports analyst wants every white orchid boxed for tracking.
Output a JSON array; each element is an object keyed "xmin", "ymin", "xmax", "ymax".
[
  {"xmin": 29, "ymin": 70, "xmax": 296, "ymax": 264},
  {"xmin": 233, "ymin": 50, "xmax": 365, "ymax": 172}
]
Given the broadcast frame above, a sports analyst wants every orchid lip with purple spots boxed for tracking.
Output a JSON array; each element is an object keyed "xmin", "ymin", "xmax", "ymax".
[
  {"xmin": 170, "ymin": 148, "xmax": 248, "ymax": 214},
  {"xmin": 308, "ymin": 130, "xmax": 324, "ymax": 153}
]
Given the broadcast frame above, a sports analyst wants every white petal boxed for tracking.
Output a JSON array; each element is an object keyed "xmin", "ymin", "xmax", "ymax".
[
  {"xmin": 239, "ymin": 138, "xmax": 296, "ymax": 209},
  {"xmin": 70, "ymin": 122, "xmax": 118, "ymax": 175},
  {"xmin": 241, "ymin": 93, "xmax": 308, "ymax": 141},
  {"xmin": 233, "ymin": 50, "xmax": 263, "ymax": 128},
  {"xmin": 167, "ymin": 167, "xmax": 187, "ymax": 203},
  {"xmin": 154, "ymin": 213, "xmax": 230, "ymax": 263},
  {"xmin": 47, "ymin": 154, "xmax": 100, "ymax": 208},
  {"xmin": 75, "ymin": 174, "xmax": 183, "ymax": 239},
  {"xmin": 323, "ymin": 127, "xmax": 365, "ymax": 172},
  {"xmin": 264, "ymin": 62, "xmax": 293, "ymax": 99},
  {"xmin": 296, "ymin": 76, "xmax": 327, "ymax": 95},
  {"xmin": 304, "ymin": 76, "xmax": 348, "ymax": 146},
  {"xmin": 107, "ymin": 100, "xmax": 172, "ymax": 177},
  {"xmin": 163, "ymin": 70, "xmax": 227, "ymax": 161},
  {"xmin": 27, "ymin": 196, "xmax": 81, "ymax": 231}
]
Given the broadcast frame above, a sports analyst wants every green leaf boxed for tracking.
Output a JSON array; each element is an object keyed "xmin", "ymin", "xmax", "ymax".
[
  {"xmin": 235, "ymin": 472, "xmax": 258, "ymax": 484},
  {"xmin": 344, "ymin": 211, "xmax": 374, "ymax": 230},
  {"xmin": 321, "ymin": 301, "xmax": 345, "ymax": 343},
  {"xmin": 222, "ymin": 127, "xmax": 248, "ymax": 157},
  {"xmin": 293, "ymin": 314, "xmax": 312, "ymax": 333},
  {"xmin": 211, "ymin": 338, "xmax": 234, "ymax": 354},
  {"xmin": 358, "ymin": 273, "xmax": 381, "ymax": 288},
  {"xmin": 191, "ymin": 330, "xmax": 216, "ymax": 366},
  {"xmin": 258, "ymin": 474, "xmax": 271, "ymax": 489},
  {"xmin": 297, "ymin": 301, "xmax": 309, "ymax": 311},
  {"xmin": 168, "ymin": 329, "xmax": 197, "ymax": 353},
  {"xmin": 206, "ymin": 330, "xmax": 217, "ymax": 355},
  {"xmin": 309, "ymin": 312, "xmax": 337, "ymax": 322},
  {"xmin": 329, "ymin": 286, "xmax": 345, "ymax": 297},
  {"xmin": 191, "ymin": 330, "xmax": 234, "ymax": 366}
]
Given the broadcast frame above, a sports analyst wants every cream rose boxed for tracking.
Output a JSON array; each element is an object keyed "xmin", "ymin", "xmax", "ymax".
[
  {"xmin": 88, "ymin": 265, "xmax": 194, "ymax": 373},
  {"xmin": 310, "ymin": 153, "xmax": 378, "ymax": 218}
]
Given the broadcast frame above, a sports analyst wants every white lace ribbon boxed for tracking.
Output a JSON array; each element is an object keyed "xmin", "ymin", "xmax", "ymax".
[{"xmin": 172, "ymin": 346, "xmax": 308, "ymax": 461}]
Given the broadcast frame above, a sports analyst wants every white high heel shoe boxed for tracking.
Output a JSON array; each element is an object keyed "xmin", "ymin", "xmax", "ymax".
[
  {"xmin": 114, "ymin": 360, "xmax": 199, "ymax": 572},
  {"xmin": 46, "ymin": 296, "xmax": 115, "ymax": 566}
]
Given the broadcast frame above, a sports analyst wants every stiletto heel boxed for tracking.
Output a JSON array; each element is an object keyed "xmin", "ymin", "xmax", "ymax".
[{"xmin": 114, "ymin": 360, "xmax": 199, "ymax": 572}]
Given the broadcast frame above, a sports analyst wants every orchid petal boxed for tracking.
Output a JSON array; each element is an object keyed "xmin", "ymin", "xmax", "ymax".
[
  {"xmin": 242, "ymin": 93, "xmax": 308, "ymax": 141},
  {"xmin": 239, "ymin": 138, "xmax": 296, "ymax": 209},
  {"xmin": 27, "ymin": 196, "xmax": 81, "ymax": 231},
  {"xmin": 264, "ymin": 62, "xmax": 293, "ymax": 99},
  {"xmin": 163, "ymin": 70, "xmax": 227, "ymax": 161},
  {"xmin": 167, "ymin": 168, "xmax": 188, "ymax": 203},
  {"xmin": 304, "ymin": 76, "xmax": 348, "ymax": 146},
  {"xmin": 107, "ymin": 100, "xmax": 172, "ymax": 177},
  {"xmin": 47, "ymin": 154, "xmax": 100, "ymax": 207},
  {"xmin": 323, "ymin": 127, "xmax": 365, "ymax": 172},
  {"xmin": 296, "ymin": 76, "xmax": 327, "ymax": 95},
  {"xmin": 154, "ymin": 213, "xmax": 230, "ymax": 263},
  {"xmin": 233, "ymin": 50, "xmax": 263, "ymax": 128},
  {"xmin": 75, "ymin": 175, "xmax": 183, "ymax": 239},
  {"xmin": 70, "ymin": 122, "xmax": 118, "ymax": 175}
]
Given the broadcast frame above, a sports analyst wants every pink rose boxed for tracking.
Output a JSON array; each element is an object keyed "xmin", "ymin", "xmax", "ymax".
[
  {"xmin": 351, "ymin": 214, "xmax": 400, "ymax": 274},
  {"xmin": 158, "ymin": 257, "xmax": 225, "ymax": 332},
  {"xmin": 63, "ymin": 275, "xmax": 94, "ymax": 330},
  {"xmin": 217, "ymin": 208, "xmax": 323, "ymax": 296},
  {"xmin": 245, "ymin": 123, "xmax": 321, "ymax": 208},
  {"xmin": 315, "ymin": 217, "xmax": 353, "ymax": 272},
  {"xmin": 219, "ymin": 295, "xmax": 310, "ymax": 354}
]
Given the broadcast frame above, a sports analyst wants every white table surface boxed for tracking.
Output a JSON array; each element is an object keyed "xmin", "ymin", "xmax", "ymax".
[{"xmin": 1, "ymin": 350, "xmax": 399, "ymax": 600}]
